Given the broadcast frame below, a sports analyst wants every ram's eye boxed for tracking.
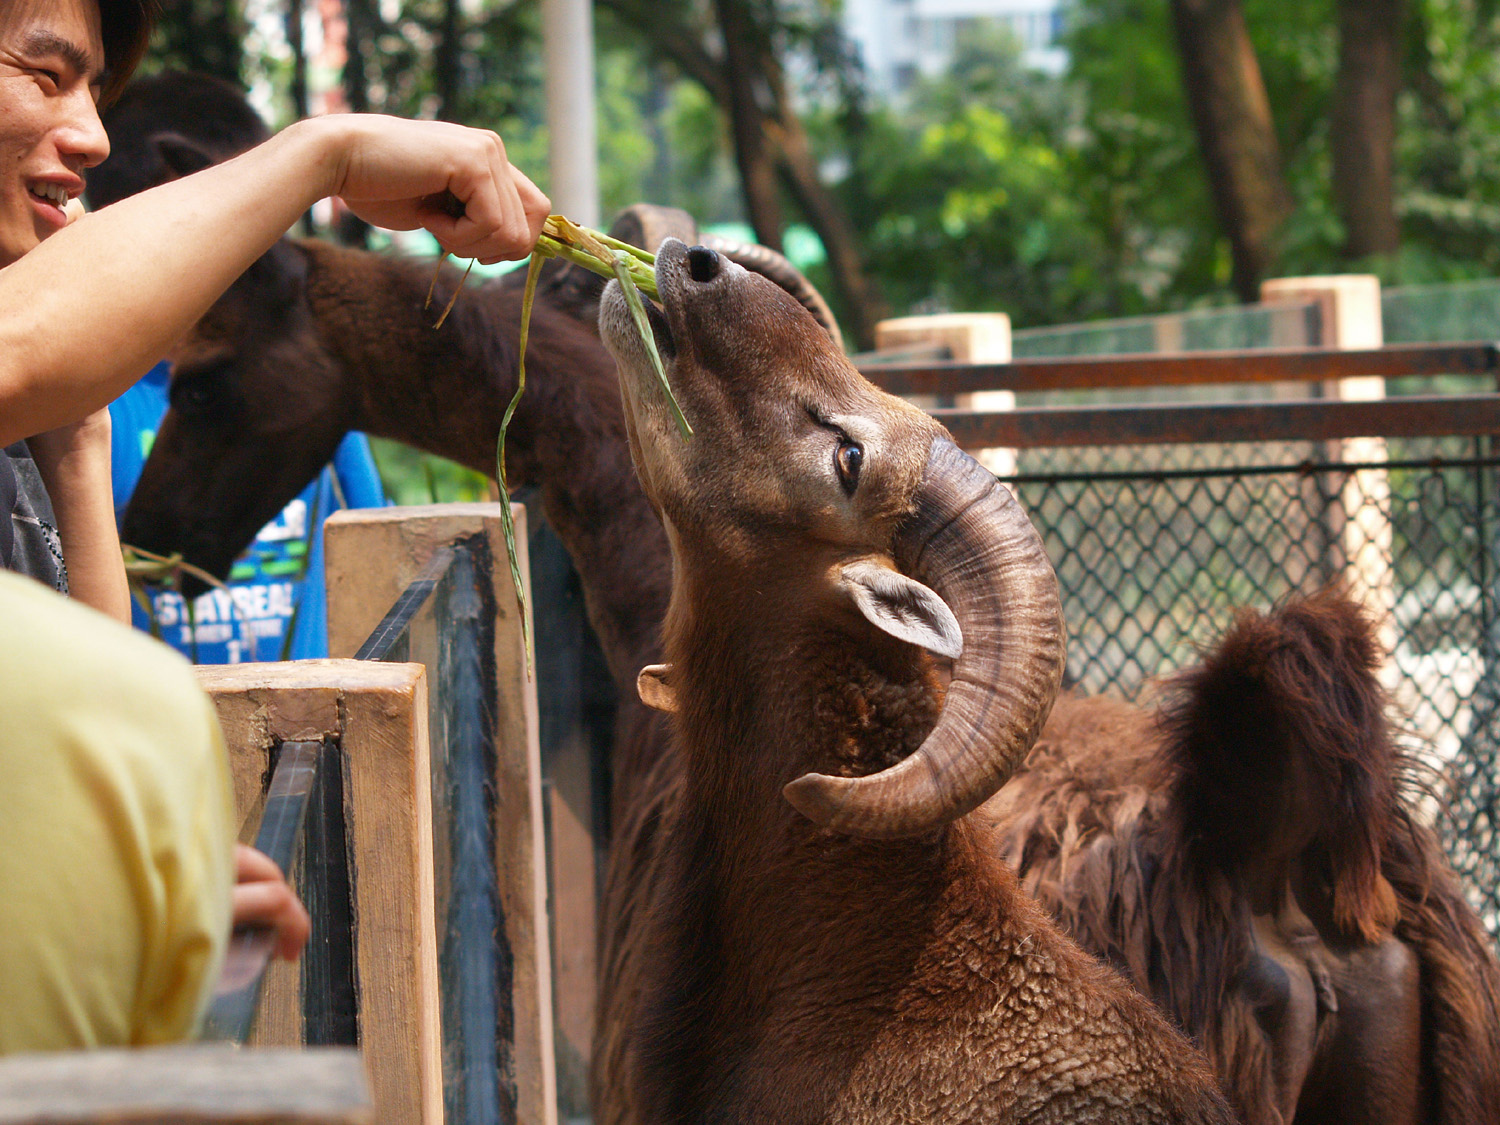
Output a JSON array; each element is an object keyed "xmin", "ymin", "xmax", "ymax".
[{"xmin": 835, "ymin": 439, "xmax": 864, "ymax": 493}]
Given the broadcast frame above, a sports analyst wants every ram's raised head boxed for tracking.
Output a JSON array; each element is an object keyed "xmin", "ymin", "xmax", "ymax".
[{"xmin": 600, "ymin": 239, "xmax": 1067, "ymax": 840}]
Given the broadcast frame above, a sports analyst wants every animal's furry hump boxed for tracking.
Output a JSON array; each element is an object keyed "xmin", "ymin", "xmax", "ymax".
[
  {"xmin": 1158, "ymin": 585, "xmax": 1396, "ymax": 939},
  {"xmin": 993, "ymin": 584, "xmax": 1500, "ymax": 1125}
]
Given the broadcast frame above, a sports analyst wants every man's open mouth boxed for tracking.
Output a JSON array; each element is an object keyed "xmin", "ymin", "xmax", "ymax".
[{"xmin": 29, "ymin": 183, "xmax": 70, "ymax": 209}]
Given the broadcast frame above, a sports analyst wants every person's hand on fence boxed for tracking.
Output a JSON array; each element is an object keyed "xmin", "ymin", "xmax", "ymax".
[
  {"xmin": 231, "ymin": 843, "xmax": 311, "ymax": 962},
  {"xmin": 298, "ymin": 114, "xmax": 550, "ymax": 264}
]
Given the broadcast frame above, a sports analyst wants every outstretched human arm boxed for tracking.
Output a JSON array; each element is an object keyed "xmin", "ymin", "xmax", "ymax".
[
  {"xmin": 0, "ymin": 113, "xmax": 548, "ymax": 446},
  {"xmin": 20, "ymin": 202, "xmax": 131, "ymax": 621}
]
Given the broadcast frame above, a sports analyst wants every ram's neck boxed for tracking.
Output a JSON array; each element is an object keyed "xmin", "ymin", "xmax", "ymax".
[
  {"xmin": 657, "ymin": 571, "xmax": 1015, "ymax": 986},
  {"xmin": 635, "ymin": 735, "xmax": 1031, "ymax": 1124},
  {"xmin": 300, "ymin": 241, "xmax": 672, "ymax": 688}
]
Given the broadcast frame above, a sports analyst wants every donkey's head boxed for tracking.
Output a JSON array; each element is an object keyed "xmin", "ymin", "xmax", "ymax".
[{"xmin": 599, "ymin": 240, "xmax": 1067, "ymax": 838}]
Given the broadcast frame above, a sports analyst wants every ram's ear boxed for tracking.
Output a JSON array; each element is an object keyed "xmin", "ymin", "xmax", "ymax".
[
  {"xmin": 838, "ymin": 557, "xmax": 963, "ymax": 659},
  {"xmin": 637, "ymin": 663, "xmax": 678, "ymax": 713}
]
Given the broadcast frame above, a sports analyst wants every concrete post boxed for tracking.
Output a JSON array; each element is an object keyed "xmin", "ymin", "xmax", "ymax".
[
  {"xmin": 542, "ymin": 0, "xmax": 599, "ymax": 227},
  {"xmin": 874, "ymin": 313, "xmax": 1016, "ymax": 476},
  {"xmin": 323, "ymin": 503, "xmax": 558, "ymax": 1125},
  {"xmin": 1260, "ymin": 275, "xmax": 1395, "ymax": 667}
]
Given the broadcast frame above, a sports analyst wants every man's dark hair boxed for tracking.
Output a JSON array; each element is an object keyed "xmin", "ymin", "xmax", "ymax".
[
  {"xmin": 98, "ymin": 0, "xmax": 160, "ymax": 107},
  {"xmin": 89, "ymin": 71, "xmax": 269, "ymax": 208}
]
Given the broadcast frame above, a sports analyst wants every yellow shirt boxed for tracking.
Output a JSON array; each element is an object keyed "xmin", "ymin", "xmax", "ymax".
[{"xmin": 0, "ymin": 571, "xmax": 235, "ymax": 1053}]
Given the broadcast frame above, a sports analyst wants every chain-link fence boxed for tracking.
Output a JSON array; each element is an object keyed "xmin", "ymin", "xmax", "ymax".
[
  {"xmin": 999, "ymin": 432, "xmax": 1500, "ymax": 936},
  {"xmin": 871, "ymin": 285, "xmax": 1500, "ymax": 935},
  {"xmin": 1385, "ymin": 277, "xmax": 1500, "ymax": 345}
]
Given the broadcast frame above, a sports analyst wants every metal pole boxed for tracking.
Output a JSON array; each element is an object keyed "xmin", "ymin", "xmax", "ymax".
[{"xmin": 542, "ymin": 0, "xmax": 600, "ymax": 227}]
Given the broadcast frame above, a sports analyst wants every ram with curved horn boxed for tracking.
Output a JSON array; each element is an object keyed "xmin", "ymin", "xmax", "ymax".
[{"xmin": 596, "ymin": 239, "xmax": 1236, "ymax": 1123}]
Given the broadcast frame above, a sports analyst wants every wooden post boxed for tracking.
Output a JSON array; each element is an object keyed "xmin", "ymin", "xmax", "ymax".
[
  {"xmin": 0, "ymin": 1045, "xmax": 371, "ymax": 1125},
  {"xmin": 542, "ymin": 0, "xmax": 599, "ymax": 227},
  {"xmin": 1261, "ymin": 275, "xmax": 1396, "ymax": 668},
  {"xmin": 526, "ymin": 517, "xmax": 603, "ymax": 1118},
  {"xmin": 323, "ymin": 503, "xmax": 557, "ymax": 1125},
  {"xmin": 874, "ymin": 313, "xmax": 1016, "ymax": 475},
  {"xmin": 195, "ymin": 660, "xmax": 440, "ymax": 1125}
]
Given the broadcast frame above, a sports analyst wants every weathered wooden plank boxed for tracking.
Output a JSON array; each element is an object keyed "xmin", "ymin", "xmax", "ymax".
[
  {"xmin": 195, "ymin": 660, "xmax": 440, "ymax": 1124},
  {"xmin": 194, "ymin": 662, "xmax": 347, "ymax": 1050},
  {"xmin": 0, "ymin": 1045, "xmax": 370, "ymax": 1124},
  {"xmin": 340, "ymin": 663, "xmax": 443, "ymax": 1125},
  {"xmin": 861, "ymin": 341, "xmax": 1500, "ymax": 396},
  {"xmin": 934, "ymin": 393, "xmax": 1500, "ymax": 449},
  {"xmin": 325, "ymin": 504, "xmax": 557, "ymax": 1125}
]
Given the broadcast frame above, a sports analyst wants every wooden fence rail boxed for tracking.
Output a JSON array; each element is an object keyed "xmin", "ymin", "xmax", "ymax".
[
  {"xmin": 855, "ymin": 340, "xmax": 1500, "ymax": 448},
  {"xmin": 0, "ymin": 1046, "xmax": 371, "ymax": 1125},
  {"xmin": 932, "ymin": 392, "xmax": 1500, "ymax": 449},
  {"xmin": 196, "ymin": 658, "xmax": 440, "ymax": 1124},
  {"xmin": 859, "ymin": 341, "xmax": 1500, "ymax": 395},
  {"xmin": 165, "ymin": 502, "xmax": 556, "ymax": 1125},
  {"xmin": 323, "ymin": 502, "xmax": 556, "ymax": 1125}
]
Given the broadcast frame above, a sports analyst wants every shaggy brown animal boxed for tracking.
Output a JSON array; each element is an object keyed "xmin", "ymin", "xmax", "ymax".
[
  {"xmin": 989, "ymin": 587, "xmax": 1500, "ymax": 1125},
  {"xmin": 598, "ymin": 238, "xmax": 1238, "ymax": 1123}
]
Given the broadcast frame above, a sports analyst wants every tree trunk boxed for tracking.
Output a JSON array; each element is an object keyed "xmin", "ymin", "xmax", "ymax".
[
  {"xmin": 1331, "ymin": 0, "xmax": 1407, "ymax": 259},
  {"xmin": 768, "ymin": 118, "xmax": 887, "ymax": 349},
  {"xmin": 1168, "ymin": 0, "xmax": 1293, "ymax": 300},
  {"xmin": 713, "ymin": 0, "xmax": 785, "ymax": 251},
  {"xmin": 343, "ymin": 0, "xmax": 374, "ymax": 113},
  {"xmin": 286, "ymin": 0, "xmax": 309, "ymax": 120},
  {"xmin": 599, "ymin": 0, "xmax": 886, "ymax": 349},
  {"xmin": 436, "ymin": 0, "xmax": 462, "ymax": 122}
]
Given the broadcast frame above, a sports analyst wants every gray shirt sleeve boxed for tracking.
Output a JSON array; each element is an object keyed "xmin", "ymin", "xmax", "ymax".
[{"xmin": 2, "ymin": 442, "xmax": 68, "ymax": 595}]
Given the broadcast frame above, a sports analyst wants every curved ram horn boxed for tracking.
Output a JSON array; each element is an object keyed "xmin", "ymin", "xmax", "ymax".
[
  {"xmin": 698, "ymin": 233, "xmax": 845, "ymax": 353},
  {"xmin": 783, "ymin": 437, "xmax": 1066, "ymax": 838}
]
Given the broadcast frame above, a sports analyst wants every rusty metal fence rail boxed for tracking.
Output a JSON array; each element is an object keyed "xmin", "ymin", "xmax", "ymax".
[{"xmin": 863, "ymin": 342, "xmax": 1500, "ymax": 936}]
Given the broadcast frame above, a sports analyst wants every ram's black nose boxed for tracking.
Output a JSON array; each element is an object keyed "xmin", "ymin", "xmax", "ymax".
[{"xmin": 686, "ymin": 245, "xmax": 722, "ymax": 283}]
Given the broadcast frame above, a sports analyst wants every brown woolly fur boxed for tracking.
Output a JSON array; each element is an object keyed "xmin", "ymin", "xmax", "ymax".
[
  {"xmin": 989, "ymin": 585, "xmax": 1500, "ymax": 1125},
  {"xmin": 1160, "ymin": 586, "xmax": 1397, "ymax": 942},
  {"xmin": 1381, "ymin": 805, "xmax": 1500, "ymax": 1123}
]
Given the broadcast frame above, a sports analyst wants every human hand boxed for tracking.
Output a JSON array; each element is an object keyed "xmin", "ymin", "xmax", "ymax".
[
  {"xmin": 232, "ymin": 843, "xmax": 311, "ymax": 962},
  {"xmin": 301, "ymin": 114, "xmax": 550, "ymax": 264}
]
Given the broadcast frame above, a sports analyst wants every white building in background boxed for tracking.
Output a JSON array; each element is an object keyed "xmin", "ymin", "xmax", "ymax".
[{"xmin": 843, "ymin": 0, "xmax": 1069, "ymax": 95}]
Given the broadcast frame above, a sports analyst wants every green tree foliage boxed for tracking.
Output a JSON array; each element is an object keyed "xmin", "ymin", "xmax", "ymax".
[
  {"xmin": 1061, "ymin": 0, "xmax": 1328, "ymax": 304},
  {"xmin": 841, "ymin": 22, "xmax": 1188, "ymax": 324},
  {"xmin": 147, "ymin": 0, "xmax": 247, "ymax": 84},
  {"xmin": 1059, "ymin": 0, "xmax": 1500, "ymax": 293},
  {"xmin": 146, "ymin": 0, "xmax": 1500, "ymax": 331},
  {"xmin": 1397, "ymin": 0, "xmax": 1500, "ymax": 278}
]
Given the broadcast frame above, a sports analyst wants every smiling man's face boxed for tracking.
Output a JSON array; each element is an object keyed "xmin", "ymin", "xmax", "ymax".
[{"xmin": 0, "ymin": 0, "xmax": 108, "ymax": 268}]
